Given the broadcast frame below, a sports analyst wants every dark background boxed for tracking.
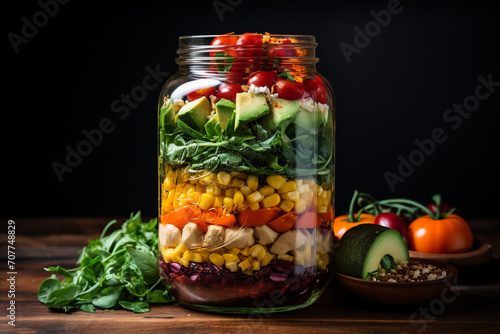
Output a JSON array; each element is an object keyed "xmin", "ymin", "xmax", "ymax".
[{"xmin": 2, "ymin": 0, "xmax": 499, "ymax": 221}]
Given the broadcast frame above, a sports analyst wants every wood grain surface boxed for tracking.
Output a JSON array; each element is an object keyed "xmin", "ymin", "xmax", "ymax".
[{"xmin": 1, "ymin": 217, "xmax": 499, "ymax": 333}]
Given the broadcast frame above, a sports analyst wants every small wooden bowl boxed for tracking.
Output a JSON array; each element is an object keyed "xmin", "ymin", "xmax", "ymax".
[
  {"xmin": 335, "ymin": 259, "xmax": 459, "ymax": 306},
  {"xmin": 409, "ymin": 240, "xmax": 492, "ymax": 266}
]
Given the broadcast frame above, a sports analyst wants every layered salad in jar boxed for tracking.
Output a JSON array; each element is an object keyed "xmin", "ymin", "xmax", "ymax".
[{"xmin": 158, "ymin": 33, "xmax": 335, "ymax": 310}]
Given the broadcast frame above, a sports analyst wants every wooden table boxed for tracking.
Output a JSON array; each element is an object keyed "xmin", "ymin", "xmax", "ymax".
[{"xmin": 1, "ymin": 217, "xmax": 500, "ymax": 333}]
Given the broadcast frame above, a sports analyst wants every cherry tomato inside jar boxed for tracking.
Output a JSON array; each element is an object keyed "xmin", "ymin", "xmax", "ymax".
[
  {"xmin": 216, "ymin": 83, "xmax": 243, "ymax": 102},
  {"xmin": 187, "ymin": 86, "xmax": 217, "ymax": 101},
  {"xmin": 304, "ymin": 75, "xmax": 327, "ymax": 104},
  {"xmin": 268, "ymin": 39, "xmax": 297, "ymax": 58},
  {"xmin": 235, "ymin": 33, "xmax": 263, "ymax": 57},
  {"xmin": 226, "ymin": 59, "xmax": 263, "ymax": 83},
  {"xmin": 210, "ymin": 34, "xmax": 238, "ymax": 57},
  {"xmin": 273, "ymin": 78, "xmax": 305, "ymax": 100},
  {"xmin": 247, "ymin": 71, "xmax": 278, "ymax": 88}
]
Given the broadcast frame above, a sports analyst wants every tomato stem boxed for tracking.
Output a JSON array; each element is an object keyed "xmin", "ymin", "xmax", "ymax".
[
  {"xmin": 347, "ymin": 190, "xmax": 359, "ymax": 223},
  {"xmin": 356, "ymin": 192, "xmax": 382, "ymax": 216},
  {"xmin": 430, "ymin": 193, "xmax": 456, "ymax": 218},
  {"xmin": 357, "ymin": 201, "xmax": 418, "ymax": 219},
  {"xmin": 357, "ymin": 198, "xmax": 438, "ymax": 220}
]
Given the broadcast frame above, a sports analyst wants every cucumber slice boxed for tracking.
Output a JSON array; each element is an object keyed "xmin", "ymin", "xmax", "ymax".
[{"xmin": 334, "ymin": 224, "xmax": 409, "ymax": 280}]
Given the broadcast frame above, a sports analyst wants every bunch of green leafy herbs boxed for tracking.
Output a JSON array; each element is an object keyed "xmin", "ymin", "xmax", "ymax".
[
  {"xmin": 159, "ymin": 105, "xmax": 334, "ymax": 185},
  {"xmin": 38, "ymin": 212, "xmax": 174, "ymax": 313}
]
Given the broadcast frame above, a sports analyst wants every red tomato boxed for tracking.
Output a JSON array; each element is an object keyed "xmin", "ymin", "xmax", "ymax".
[
  {"xmin": 216, "ymin": 83, "xmax": 243, "ymax": 102},
  {"xmin": 235, "ymin": 33, "xmax": 263, "ymax": 57},
  {"xmin": 229, "ymin": 59, "xmax": 262, "ymax": 74},
  {"xmin": 268, "ymin": 39, "xmax": 297, "ymax": 58},
  {"xmin": 186, "ymin": 86, "xmax": 217, "ymax": 101},
  {"xmin": 226, "ymin": 59, "xmax": 263, "ymax": 83},
  {"xmin": 273, "ymin": 78, "xmax": 305, "ymax": 100},
  {"xmin": 247, "ymin": 71, "xmax": 278, "ymax": 88},
  {"xmin": 374, "ymin": 212, "xmax": 411, "ymax": 247},
  {"xmin": 426, "ymin": 201, "xmax": 453, "ymax": 215},
  {"xmin": 303, "ymin": 75, "xmax": 327, "ymax": 104},
  {"xmin": 210, "ymin": 34, "xmax": 238, "ymax": 57}
]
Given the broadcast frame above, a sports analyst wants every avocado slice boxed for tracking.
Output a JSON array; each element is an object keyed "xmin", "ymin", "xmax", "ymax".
[
  {"xmin": 177, "ymin": 96, "xmax": 212, "ymax": 131},
  {"xmin": 295, "ymin": 107, "xmax": 325, "ymax": 130},
  {"xmin": 215, "ymin": 98, "xmax": 235, "ymax": 131},
  {"xmin": 235, "ymin": 93, "xmax": 270, "ymax": 129},
  {"xmin": 260, "ymin": 97, "xmax": 300, "ymax": 130},
  {"xmin": 204, "ymin": 114, "xmax": 220, "ymax": 138},
  {"xmin": 334, "ymin": 224, "xmax": 409, "ymax": 280},
  {"xmin": 159, "ymin": 99, "xmax": 179, "ymax": 131}
]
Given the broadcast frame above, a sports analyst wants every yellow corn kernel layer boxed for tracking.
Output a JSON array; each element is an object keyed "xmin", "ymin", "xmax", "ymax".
[
  {"xmin": 161, "ymin": 167, "xmax": 334, "ymax": 217},
  {"xmin": 160, "ymin": 242, "xmax": 331, "ymax": 273}
]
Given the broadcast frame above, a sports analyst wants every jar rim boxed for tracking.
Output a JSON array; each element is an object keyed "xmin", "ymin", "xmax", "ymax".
[
  {"xmin": 179, "ymin": 34, "xmax": 317, "ymax": 41},
  {"xmin": 176, "ymin": 34, "xmax": 319, "ymax": 71}
]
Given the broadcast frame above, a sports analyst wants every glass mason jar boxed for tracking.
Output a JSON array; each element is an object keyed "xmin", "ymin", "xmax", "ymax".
[{"xmin": 158, "ymin": 34, "xmax": 335, "ymax": 313}]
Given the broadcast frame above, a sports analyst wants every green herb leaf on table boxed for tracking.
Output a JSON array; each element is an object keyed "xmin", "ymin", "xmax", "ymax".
[
  {"xmin": 37, "ymin": 212, "xmax": 175, "ymax": 313},
  {"xmin": 119, "ymin": 301, "xmax": 150, "ymax": 313}
]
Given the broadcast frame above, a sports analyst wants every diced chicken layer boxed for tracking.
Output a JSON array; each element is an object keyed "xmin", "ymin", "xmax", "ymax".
[
  {"xmin": 254, "ymin": 224, "xmax": 279, "ymax": 245},
  {"xmin": 164, "ymin": 222, "xmax": 333, "ymax": 259},
  {"xmin": 270, "ymin": 229, "xmax": 309, "ymax": 255},
  {"xmin": 181, "ymin": 223, "xmax": 204, "ymax": 248},
  {"xmin": 317, "ymin": 229, "xmax": 334, "ymax": 254},
  {"xmin": 159, "ymin": 223, "xmax": 182, "ymax": 247},
  {"xmin": 224, "ymin": 226, "xmax": 255, "ymax": 249},
  {"xmin": 203, "ymin": 224, "xmax": 225, "ymax": 247}
]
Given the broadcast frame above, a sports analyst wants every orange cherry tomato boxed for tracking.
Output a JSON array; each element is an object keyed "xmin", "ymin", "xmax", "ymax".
[
  {"xmin": 409, "ymin": 214, "xmax": 473, "ymax": 254},
  {"xmin": 267, "ymin": 212, "xmax": 297, "ymax": 232},
  {"xmin": 333, "ymin": 213, "xmax": 376, "ymax": 239},
  {"xmin": 210, "ymin": 34, "xmax": 238, "ymax": 57},
  {"xmin": 238, "ymin": 207, "xmax": 283, "ymax": 227},
  {"xmin": 295, "ymin": 212, "xmax": 323, "ymax": 229}
]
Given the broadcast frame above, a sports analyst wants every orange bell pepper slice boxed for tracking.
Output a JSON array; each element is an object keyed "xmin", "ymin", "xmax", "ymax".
[
  {"xmin": 204, "ymin": 208, "xmax": 236, "ymax": 228},
  {"xmin": 295, "ymin": 212, "xmax": 323, "ymax": 229},
  {"xmin": 160, "ymin": 204, "xmax": 204, "ymax": 230},
  {"xmin": 318, "ymin": 208, "xmax": 334, "ymax": 223},
  {"xmin": 267, "ymin": 212, "xmax": 297, "ymax": 232},
  {"xmin": 237, "ymin": 207, "xmax": 283, "ymax": 227}
]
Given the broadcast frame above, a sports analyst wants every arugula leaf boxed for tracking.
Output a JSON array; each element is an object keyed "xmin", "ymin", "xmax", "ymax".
[
  {"xmin": 38, "ymin": 276, "xmax": 61, "ymax": 304},
  {"xmin": 80, "ymin": 304, "xmax": 96, "ymax": 313},
  {"xmin": 119, "ymin": 301, "xmax": 150, "ymax": 313},
  {"xmin": 45, "ymin": 265, "xmax": 76, "ymax": 277},
  {"xmin": 44, "ymin": 286, "xmax": 81, "ymax": 307},
  {"xmin": 38, "ymin": 212, "xmax": 174, "ymax": 313},
  {"xmin": 126, "ymin": 246, "xmax": 159, "ymax": 285},
  {"xmin": 146, "ymin": 289, "xmax": 175, "ymax": 303},
  {"xmin": 92, "ymin": 287, "xmax": 123, "ymax": 309},
  {"xmin": 176, "ymin": 119, "xmax": 206, "ymax": 140}
]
